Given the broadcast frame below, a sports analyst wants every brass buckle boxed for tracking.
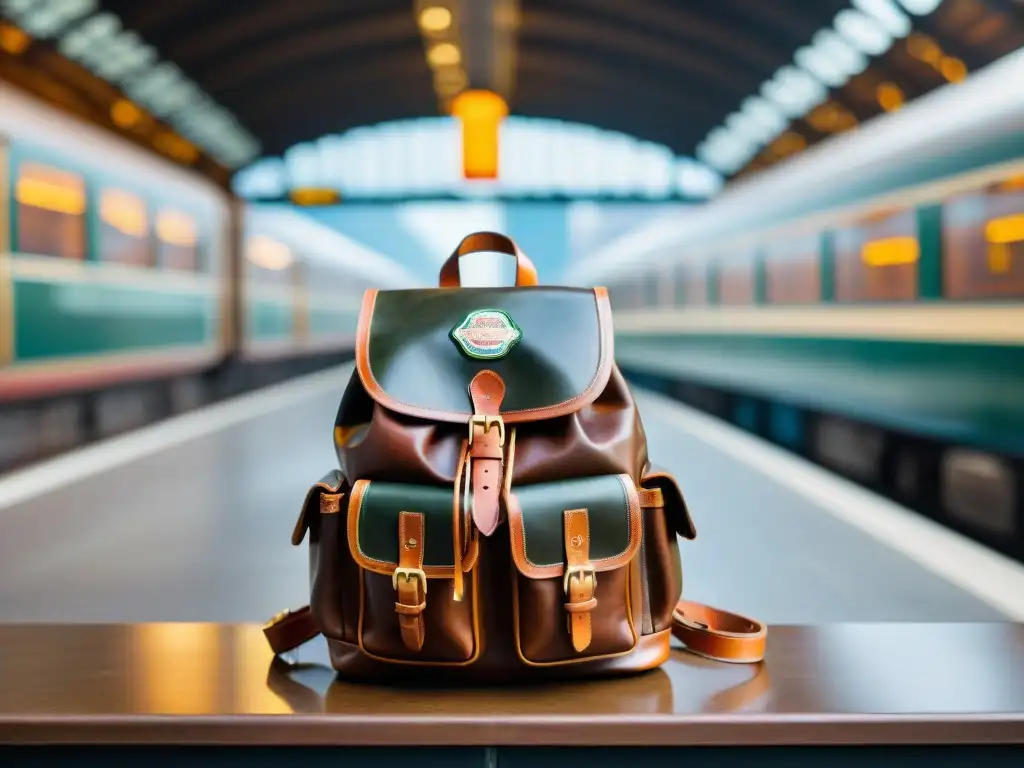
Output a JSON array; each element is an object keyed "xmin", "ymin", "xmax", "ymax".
[
  {"xmin": 563, "ymin": 564, "xmax": 596, "ymax": 595},
  {"xmin": 392, "ymin": 567, "xmax": 428, "ymax": 594},
  {"xmin": 468, "ymin": 414, "xmax": 505, "ymax": 446}
]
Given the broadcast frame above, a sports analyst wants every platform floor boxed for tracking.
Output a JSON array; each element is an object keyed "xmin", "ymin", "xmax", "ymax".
[{"xmin": 0, "ymin": 364, "xmax": 1018, "ymax": 624}]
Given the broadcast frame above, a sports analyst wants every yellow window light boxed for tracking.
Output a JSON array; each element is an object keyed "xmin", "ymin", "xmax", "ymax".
[
  {"xmin": 861, "ymin": 236, "xmax": 919, "ymax": 267},
  {"xmin": 985, "ymin": 213, "xmax": 1024, "ymax": 274},
  {"xmin": 15, "ymin": 163, "xmax": 87, "ymax": 216},
  {"xmin": 450, "ymin": 89, "xmax": 509, "ymax": 180},
  {"xmin": 419, "ymin": 6, "xmax": 452, "ymax": 33},
  {"xmin": 100, "ymin": 189, "xmax": 148, "ymax": 238},
  {"xmin": 985, "ymin": 213, "xmax": 1024, "ymax": 245},
  {"xmin": 156, "ymin": 210, "xmax": 197, "ymax": 247},
  {"xmin": 428, "ymin": 42, "xmax": 461, "ymax": 67},
  {"xmin": 247, "ymin": 235, "xmax": 293, "ymax": 271}
]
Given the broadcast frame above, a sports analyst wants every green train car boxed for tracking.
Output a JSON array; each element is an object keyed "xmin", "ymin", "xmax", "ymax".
[
  {"xmin": 0, "ymin": 82, "xmax": 415, "ymax": 471},
  {"xmin": 576, "ymin": 51, "xmax": 1024, "ymax": 563}
]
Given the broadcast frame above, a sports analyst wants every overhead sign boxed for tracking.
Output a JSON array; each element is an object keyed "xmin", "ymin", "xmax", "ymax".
[{"xmin": 450, "ymin": 90, "xmax": 508, "ymax": 180}]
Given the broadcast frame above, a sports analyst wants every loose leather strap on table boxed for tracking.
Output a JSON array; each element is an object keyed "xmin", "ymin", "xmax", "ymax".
[
  {"xmin": 264, "ymin": 599, "xmax": 766, "ymax": 664},
  {"xmin": 671, "ymin": 600, "xmax": 767, "ymax": 664}
]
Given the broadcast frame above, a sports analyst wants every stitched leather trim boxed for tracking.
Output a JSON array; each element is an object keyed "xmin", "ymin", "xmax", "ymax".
[
  {"xmin": 354, "ymin": 287, "xmax": 615, "ymax": 424},
  {"xmin": 506, "ymin": 473, "xmax": 642, "ymax": 580},
  {"xmin": 346, "ymin": 479, "xmax": 479, "ymax": 576}
]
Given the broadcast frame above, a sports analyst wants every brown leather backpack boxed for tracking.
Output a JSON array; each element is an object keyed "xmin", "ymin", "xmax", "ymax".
[{"xmin": 265, "ymin": 232, "xmax": 766, "ymax": 681}]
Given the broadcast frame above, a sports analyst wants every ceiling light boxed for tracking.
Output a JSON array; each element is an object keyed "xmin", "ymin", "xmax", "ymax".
[
  {"xmin": 428, "ymin": 42, "xmax": 461, "ymax": 67},
  {"xmin": 852, "ymin": 0, "xmax": 912, "ymax": 37},
  {"xmin": 897, "ymin": 0, "xmax": 944, "ymax": 15},
  {"xmin": 419, "ymin": 6, "xmax": 452, "ymax": 33},
  {"xmin": 810, "ymin": 28, "xmax": 869, "ymax": 78},
  {"xmin": 794, "ymin": 44, "xmax": 852, "ymax": 87},
  {"xmin": 834, "ymin": 9, "xmax": 893, "ymax": 55}
]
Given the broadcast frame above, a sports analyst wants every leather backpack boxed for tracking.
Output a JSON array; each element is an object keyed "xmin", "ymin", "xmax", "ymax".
[{"xmin": 264, "ymin": 232, "xmax": 767, "ymax": 681}]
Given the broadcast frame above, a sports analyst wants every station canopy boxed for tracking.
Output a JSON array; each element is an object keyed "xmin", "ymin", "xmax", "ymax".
[{"xmin": 3, "ymin": 0, "xmax": 1022, "ymax": 200}]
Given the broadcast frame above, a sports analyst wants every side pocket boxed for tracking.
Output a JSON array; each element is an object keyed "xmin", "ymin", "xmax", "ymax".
[
  {"xmin": 639, "ymin": 470, "xmax": 696, "ymax": 634},
  {"xmin": 507, "ymin": 474, "xmax": 642, "ymax": 666},
  {"xmin": 292, "ymin": 470, "xmax": 356, "ymax": 644},
  {"xmin": 347, "ymin": 479, "xmax": 481, "ymax": 665}
]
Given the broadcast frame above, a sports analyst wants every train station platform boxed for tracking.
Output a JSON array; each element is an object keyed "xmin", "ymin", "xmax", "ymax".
[{"xmin": 1, "ymin": 364, "xmax": 1022, "ymax": 626}]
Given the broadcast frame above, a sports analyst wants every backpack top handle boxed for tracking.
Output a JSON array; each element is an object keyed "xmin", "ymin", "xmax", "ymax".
[{"xmin": 438, "ymin": 231, "xmax": 540, "ymax": 288}]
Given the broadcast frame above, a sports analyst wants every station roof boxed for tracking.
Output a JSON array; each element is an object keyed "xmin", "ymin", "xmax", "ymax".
[
  {"xmin": 6, "ymin": 0, "xmax": 1023, "ymax": 184},
  {"xmin": 92, "ymin": 0, "xmax": 855, "ymax": 158}
]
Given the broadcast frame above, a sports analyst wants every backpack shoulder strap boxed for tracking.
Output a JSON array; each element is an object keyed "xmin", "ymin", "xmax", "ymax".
[{"xmin": 264, "ymin": 600, "xmax": 767, "ymax": 663}]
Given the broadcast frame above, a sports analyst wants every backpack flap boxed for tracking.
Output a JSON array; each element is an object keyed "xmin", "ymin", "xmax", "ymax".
[
  {"xmin": 354, "ymin": 286, "xmax": 614, "ymax": 423},
  {"xmin": 353, "ymin": 285, "xmax": 615, "ymax": 538},
  {"xmin": 345, "ymin": 479, "xmax": 481, "ymax": 665},
  {"xmin": 506, "ymin": 473, "xmax": 643, "ymax": 666}
]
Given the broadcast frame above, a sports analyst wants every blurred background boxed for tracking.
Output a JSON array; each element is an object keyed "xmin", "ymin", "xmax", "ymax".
[{"xmin": 0, "ymin": 0, "xmax": 1022, "ymax": 632}]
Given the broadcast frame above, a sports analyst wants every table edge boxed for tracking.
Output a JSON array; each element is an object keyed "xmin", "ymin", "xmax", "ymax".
[{"xmin": 2, "ymin": 713, "xmax": 1023, "ymax": 746}]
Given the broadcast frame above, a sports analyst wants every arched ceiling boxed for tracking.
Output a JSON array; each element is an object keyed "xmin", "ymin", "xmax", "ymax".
[
  {"xmin": 88, "ymin": 0, "xmax": 855, "ymax": 157},
  {"xmin": 15, "ymin": 0, "xmax": 1024, "ymax": 180}
]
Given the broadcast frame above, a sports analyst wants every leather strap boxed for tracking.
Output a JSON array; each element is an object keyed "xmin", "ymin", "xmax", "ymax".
[
  {"xmin": 263, "ymin": 605, "xmax": 321, "ymax": 655},
  {"xmin": 438, "ymin": 232, "xmax": 540, "ymax": 288},
  {"xmin": 563, "ymin": 509, "xmax": 595, "ymax": 653},
  {"xmin": 394, "ymin": 511, "xmax": 427, "ymax": 652},
  {"xmin": 265, "ymin": 598, "xmax": 765, "ymax": 664},
  {"xmin": 468, "ymin": 370, "xmax": 506, "ymax": 537},
  {"xmin": 671, "ymin": 600, "xmax": 767, "ymax": 664}
]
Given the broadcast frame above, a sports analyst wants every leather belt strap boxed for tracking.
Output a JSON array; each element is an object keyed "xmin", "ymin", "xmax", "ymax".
[
  {"xmin": 394, "ymin": 511, "xmax": 427, "ymax": 652},
  {"xmin": 467, "ymin": 370, "xmax": 506, "ymax": 537},
  {"xmin": 563, "ymin": 509, "xmax": 596, "ymax": 652}
]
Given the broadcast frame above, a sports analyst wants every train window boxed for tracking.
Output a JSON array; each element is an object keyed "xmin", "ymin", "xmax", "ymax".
[
  {"xmin": 679, "ymin": 262, "xmax": 707, "ymax": 306},
  {"xmin": 943, "ymin": 178, "xmax": 1024, "ymax": 299},
  {"xmin": 156, "ymin": 210, "xmax": 200, "ymax": 271},
  {"xmin": 14, "ymin": 161, "xmax": 87, "ymax": 259},
  {"xmin": 717, "ymin": 253, "xmax": 756, "ymax": 305},
  {"xmin": 833, "ymin": 209, "xmax": 918, "ymax": 302},
  {"xmin": 245, "ymin": 235, "xmax": 294, "ymax": 284},
  {"xmin": 764, "ymin": 234, "xmax": 821, "ymax": 303},
  {"xmin": 98, "ymin": 189, "xmax": 151, "ymax": 267},
  {"xmin": 642, "ymin": 273, "xmax": 660, "ymax": 307}
]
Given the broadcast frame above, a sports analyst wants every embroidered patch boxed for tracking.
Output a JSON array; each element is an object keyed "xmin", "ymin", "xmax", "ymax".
[{"xmin": 450, "ymin": 309, "xmax": 522, "ymax": 360}]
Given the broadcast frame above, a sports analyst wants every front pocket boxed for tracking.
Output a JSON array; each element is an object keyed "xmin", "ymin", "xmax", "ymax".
[
  {"xmin": 347, "ymin": 479, "xmax": 480, "ymax": 665},
  {"xmin": 507, "ymin": 474, "xmax": 642, "ymax": 666}
]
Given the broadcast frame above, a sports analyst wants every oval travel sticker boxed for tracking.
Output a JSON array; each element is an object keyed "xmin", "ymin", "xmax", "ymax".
[{"xmin": 450, "ymin": 308, "xmax": 522, "ymax": 360}]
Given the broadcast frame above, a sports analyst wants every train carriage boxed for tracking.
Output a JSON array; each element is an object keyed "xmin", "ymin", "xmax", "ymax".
[
  {"xmin": 583, "ymin": 50, "xmax": 1024, "ymax": 564},
  {"xmin": 0, "ymin": 82, "xmax": 417, "ymax": 471}
]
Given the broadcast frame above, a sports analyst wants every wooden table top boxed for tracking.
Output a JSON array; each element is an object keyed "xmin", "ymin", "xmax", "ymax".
[{"xmin": 1, "ymin": 622, "xmax": 1022, "ymax": 746}]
